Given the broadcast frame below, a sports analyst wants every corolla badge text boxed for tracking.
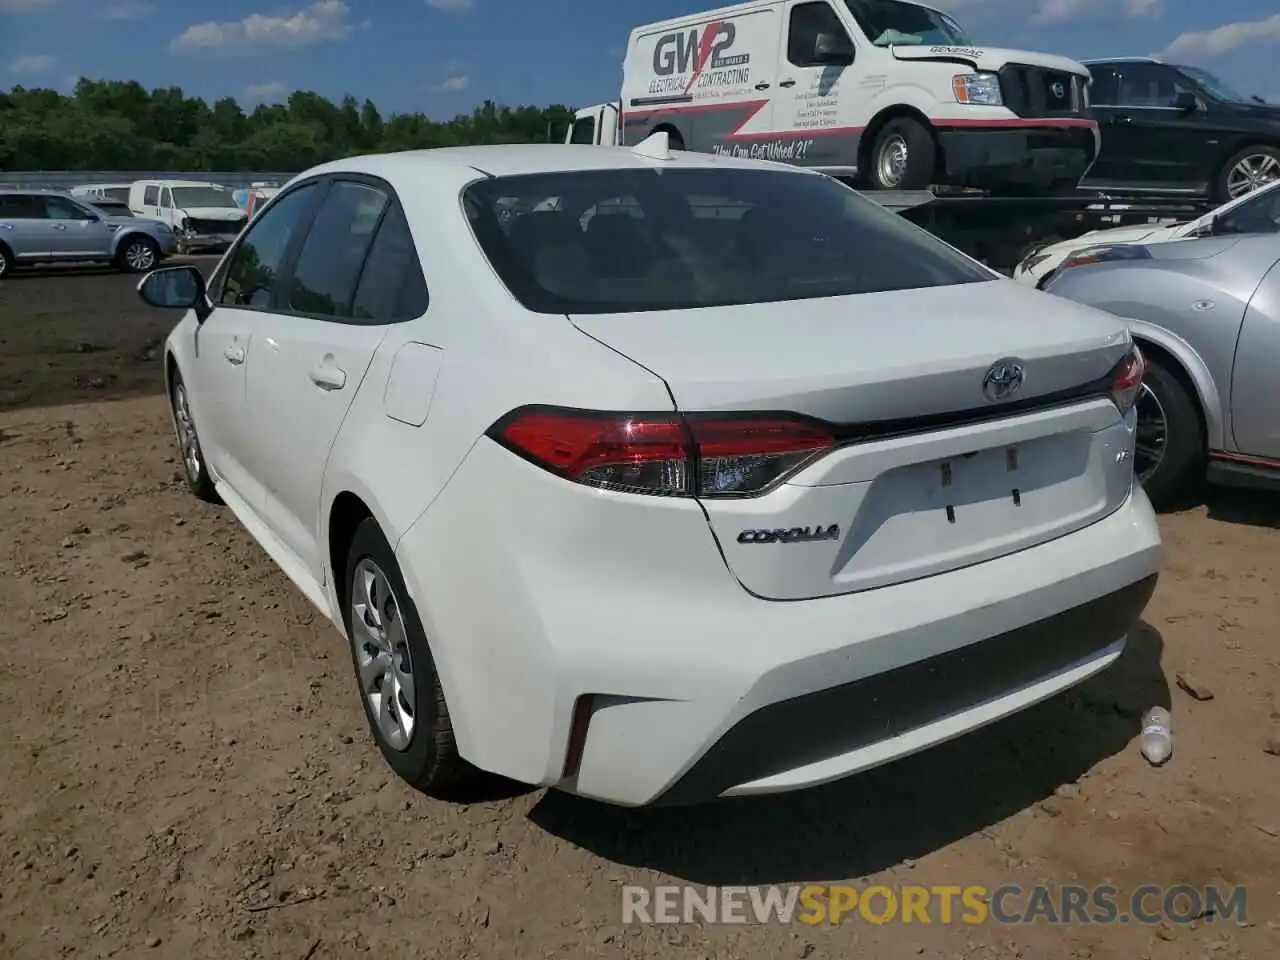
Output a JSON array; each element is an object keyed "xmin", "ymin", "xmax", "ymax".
[{"xmin": 737, "ymin": 525, "xmax": 840, "ymax": 544}]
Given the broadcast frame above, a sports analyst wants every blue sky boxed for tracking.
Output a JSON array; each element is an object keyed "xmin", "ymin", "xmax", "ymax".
[{"xmin": 2, "ymin": 0, "xmax": 1279, "ymax": 116}]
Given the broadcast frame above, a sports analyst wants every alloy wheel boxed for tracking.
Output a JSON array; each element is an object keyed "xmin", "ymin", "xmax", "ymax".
[
  {"xmin": 1226, "ymin": 153, "xmax": 1280, "ymax": 198},
  {"xmin": 172, "ymin": 383, "xmax": 202, "ymax": 482},
  {"xmin": 125, "ymin": 241, "xmax": 156, "ymax": 272},
  {"xmin": 350, "ymin": 559, "xmax": 417, "ymax": 751},
  {"xmin": 1134, "ymin": 383, "xmax": 1168, "ymax": 484}
]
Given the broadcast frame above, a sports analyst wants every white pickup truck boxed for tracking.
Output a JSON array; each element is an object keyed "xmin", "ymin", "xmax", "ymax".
[{"xmin": 566, "ymin": 0, "xmax": 1098, "ymax": 196}]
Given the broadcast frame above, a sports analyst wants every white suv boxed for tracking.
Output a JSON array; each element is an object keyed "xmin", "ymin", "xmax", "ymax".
[{"xmin": 138, "ymin": 140, "xmax": 1161, "ymax": 807}]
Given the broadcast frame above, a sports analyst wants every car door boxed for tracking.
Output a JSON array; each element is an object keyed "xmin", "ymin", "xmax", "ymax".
[
  {"xmin": 1086, "ymin": 63, "xmax": 1210, "ymax": 191},
  {"xmin": 1229, "ymin": 255, "xmax": 1280, "ymax": 459},
  {"xmin": 191, "ymin": 181, "xmax": 324, "ymax": 510},
  {"xmin": 771, "ymin": 0, "xmax": 858, "ymax": 170},
  {"xmin": 40, "ymin": 195, "xmax": 115, "ymax": 258},
  {"xmin": 0, "ymin": 194, "xmax": 50, "ymax": 260},
  {"xmin": 137, "ymin": 184, "xmax": 162, "ymax": 221},
  {"xmin": 240, "ymin": 176, "xmax": 410, "ymax": 583}
]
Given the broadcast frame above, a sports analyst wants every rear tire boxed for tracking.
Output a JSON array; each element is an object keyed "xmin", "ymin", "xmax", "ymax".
[
  {"xmin": 1135, "ymin": 357, "xmax": 1205, "ymax": 510},
  {"xmin": 869, "ymin": 117, "xmax": 937, "ymax": 190},
  {"xmin": 342, "ymin": 517, "xmax": 471, "ymax": 795},
  {"xmin": 1215, "ymin": 145, "xmax": 1280, "ymax": 203},
  {"xmin": 0, "ymin": 243, "xmax": 13, "ymax": 280}
]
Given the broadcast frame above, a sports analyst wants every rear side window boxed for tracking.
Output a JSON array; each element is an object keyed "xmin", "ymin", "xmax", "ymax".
[
  {"xmin": 0, "ymin": 195, "xmax": 39, "ymax": 218},
  {"xmin": 350, "ymin": 201, "xmax": 429, "ymax": 322},
  {"xmin": 289, "ymin": 180, "xmax": 389, "ymax": 318},
  {"xmin": 462, "ymin": 168, "xmax": 992, "ymax": 314}
]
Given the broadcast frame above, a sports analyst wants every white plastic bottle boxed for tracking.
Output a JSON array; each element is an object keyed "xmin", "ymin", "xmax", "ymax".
[{"xmin": 1140, "ymin": 707, "xmax": 1172, "ymax": 765}]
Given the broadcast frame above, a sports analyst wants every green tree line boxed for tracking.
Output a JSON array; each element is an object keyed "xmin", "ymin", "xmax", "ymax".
[{"xmin": 0, "ymin": 78, "xmax": 575, "ymax": 171}]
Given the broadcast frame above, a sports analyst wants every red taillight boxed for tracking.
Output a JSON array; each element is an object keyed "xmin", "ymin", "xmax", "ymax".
[
  {"xmin": 1109, "ymin": 346, "xmax": 1144, "ymax": 415},
  {"xmin": 488, "ymin": 406, "xmax": 834, "ymax": 498}
]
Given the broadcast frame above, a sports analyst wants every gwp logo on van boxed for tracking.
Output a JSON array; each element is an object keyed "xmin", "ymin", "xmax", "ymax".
[{"xmin": 653, "ymin": 21, "xmax": 751, "ymax": 77}]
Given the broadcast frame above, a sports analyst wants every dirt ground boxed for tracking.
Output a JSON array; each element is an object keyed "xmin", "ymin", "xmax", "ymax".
[{"xmin": 1, "ymin": 267, "xmax": 1277, "ymax": 960}]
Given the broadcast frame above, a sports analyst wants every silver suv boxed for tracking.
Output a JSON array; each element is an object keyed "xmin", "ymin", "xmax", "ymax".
[{"xmin": 0, "ymin": 189, "xmax": 178, "ymax": 279}]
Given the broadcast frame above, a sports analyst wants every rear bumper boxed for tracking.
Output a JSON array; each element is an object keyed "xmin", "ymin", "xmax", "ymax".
[
  {"xmin": 937, "ymin": 123, "xmax": 1099, "ymax": 189},
  {"xmin": 654, "ymin": 573, "xmax": 1155, "ymax": 805},
  {"xmin": 395, "ymin": 439, "xmax": 1162, "ymax": 807}
]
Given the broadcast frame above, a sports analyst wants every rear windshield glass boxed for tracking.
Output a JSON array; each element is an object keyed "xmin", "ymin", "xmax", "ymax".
[{"xmin": 462, "ymin": 168, "xmax": 991, "ymax": 314}]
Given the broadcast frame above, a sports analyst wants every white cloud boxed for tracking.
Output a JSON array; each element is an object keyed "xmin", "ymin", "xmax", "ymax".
[
  {"xmin": 10, "ymin": 53, "xmax": 55, "ymax": 74},
  {"xmin": 99, "ymin": 0, "xmax": 154, "ymax": 19},
  {"xmin": 1157, "ymin": 14, "xmax": 1280, "ymax": 60},
  {"xmin": 942, "ymin": 0, "xmax": 1160, "ymax": 22},
  {"xmin": 1032, "ymin": 0, "xmax": 1161, "ymax": 24},
  {"xmin": 171, "ymin": 0, "xmax": 353, "ymax": 53},
  {"xmin": 244, "ymin": 81, "xmax": 289, "ymax": 103},
  {"xmin": 426, "ymin": 0, "xmax": 473, "ymax": 9},
  {"xmin": 435, "ymin": 74, "xmax": 470, "ymax": 91}
]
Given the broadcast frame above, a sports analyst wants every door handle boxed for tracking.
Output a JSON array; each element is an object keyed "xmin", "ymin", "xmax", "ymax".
[
  {"xmin": 754, "ymin": 82, "xmax": 771, "ymax": 90},
  {"xmin": 1112, "ymin": 114, "xmax": 1132, "ymax": 124},
  {"xmin": 0, "ymin": 223, "xmax": 12, "ymax": 231},
  {"xmin": 224, "ymin": 344, "xmax": 245, "ymax": 365},
  {"xmin": 50, "ymin": 223, "xmax": 67, "ymax": 230},
  {"xmin": 308, "ymin": 361, "xmax": 346, "ymax": 391},
  {"xmin": 778, "ymin": 79, "xmax": 797, "ymax": 88}
]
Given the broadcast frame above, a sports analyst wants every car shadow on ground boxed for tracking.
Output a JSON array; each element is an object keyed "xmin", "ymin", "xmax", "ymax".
[
  {"xmin": 1202, "ymin": 488, "xmax": 1280, "ymax": 530},
  {"xmin": 526, "ymin": 621, "xmax": 1168, "ymax": 885}
]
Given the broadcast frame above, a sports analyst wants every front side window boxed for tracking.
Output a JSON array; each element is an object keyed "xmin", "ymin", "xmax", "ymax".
[
  {"xmin": 1178, "ymin": 66, "xmax": 1247, "ymax": 104},
  {"xmin": 171, "ymin": 185, "xmax": 240, "ymax": 210},
  {"xmin": 160, "ymin": 188, "xmax": 172, "ymax": 209},
  {"xmin": 569, "ymin": 117, "xmax": 596, "ymax": 145},
  {"xmin": 143, "ymin": 186, "xmax": 159, "ymax": 205},
  {"xmin": 462, "ymin": 167, "xmax": 991, "ymax": 315},
  {"xmin": 219, "ymin": 183, "xmax": 318, "ymax": 309},
  {"xmin": 844, "ymin": 0, "xmax": 970, "ymax": 46},
  {"xmin": 1113, "ymin": 64, "xmax": 1195, "ymax": 108},
  {"xmin": 288, "ymin": 180, "xmax": 389, "ymax": 318},
  {"xmin": 1216, "ymin": 184, "xmax": 1280, "ymax": 235},
  {"xmin": 789, "ymin": 2, "xmax": 852, "ymax": 67}
]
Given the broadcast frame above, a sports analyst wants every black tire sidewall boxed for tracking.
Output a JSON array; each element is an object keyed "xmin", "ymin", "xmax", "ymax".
[
  {"xmin": 871, "ymin": 117, "xmax": 936, "ymax": 190},
  {"xmin": 170, "ymin": 372, "xmax": 219, "ymax": 501},
  {"xmin": 0, "ymin": 244, "xmax": 13, "ymax": 279},
  {"xmin": 1216, "ymin": 146, "xmax": 1280, "ymax": 204},
  {"xmin": 1138, "ymin": 358, "xmax": 1205, "ymax": 509},
  {"xmin": 342, "ymin": 517, "xmax": 451, "ymax": 784}
]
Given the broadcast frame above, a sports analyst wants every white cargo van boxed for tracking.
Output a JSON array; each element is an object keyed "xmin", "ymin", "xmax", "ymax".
[
  {"xmin": 128, "ymin": 179, "xmax": 248, "ymax": 253},
  {"xmin": 569, "ymin": 0, "xmax": 1098, "ymax": 194}
]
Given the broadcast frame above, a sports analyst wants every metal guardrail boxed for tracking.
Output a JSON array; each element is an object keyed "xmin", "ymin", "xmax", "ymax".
[{"xmin": 0, "ymin": 171, "xmax": 297, "ymax": 191}]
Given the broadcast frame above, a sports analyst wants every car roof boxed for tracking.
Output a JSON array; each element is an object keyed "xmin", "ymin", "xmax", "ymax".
[
  {"xmin": 299, "ymin": 143, "xmax": 819, "ymax": 182},
  {"xmin": 0, "ymin": 187, "xmax": 71, "ymax": 196}
]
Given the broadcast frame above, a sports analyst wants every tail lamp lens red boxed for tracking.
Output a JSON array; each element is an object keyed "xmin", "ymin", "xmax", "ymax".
[
  {"xmin": 489, "ymin": 408, "xmax": 834, "ymax": 497},
  {"xmin": 1109, "ymin": 346, "xmax": 1144, "ymax": 415}
]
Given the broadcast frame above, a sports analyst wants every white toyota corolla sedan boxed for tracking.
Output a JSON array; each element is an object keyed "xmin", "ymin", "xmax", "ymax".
[{"xmin": 138, "ymin": 135, "xmax": 1162, "ymax": 807}]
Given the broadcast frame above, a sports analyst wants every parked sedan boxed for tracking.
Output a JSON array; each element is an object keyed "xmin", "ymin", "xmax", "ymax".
[
  {"xmin": 1014, "ymin": 178, "xmax": 1280, "ymax": 286},
  {"xmin": 136, "ymin": 140, "xmax": 1160, "ymax": 807},
  {"xmin": 0, "ymin": 189, "xmax": 176, "ymax": 278},
  {"xmin": 1042, "ymin": 233, "xmax": 1280, "ymax": 507}
]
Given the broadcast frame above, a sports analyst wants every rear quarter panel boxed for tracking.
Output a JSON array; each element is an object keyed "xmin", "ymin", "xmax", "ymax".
[{"xmin": 1044, "ymin": 256, "xmax": 1253, "ymax": 451}]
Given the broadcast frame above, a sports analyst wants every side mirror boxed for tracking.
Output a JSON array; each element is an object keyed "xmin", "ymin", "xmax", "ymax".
[
  {"xmin": 813, "ymin": 32, "xmax": 855, "ymax": 66},
  {"xmin": 1172, "ymin": 91, "xmax": 1198, "ymax": 113},
  {"xmin": 138, "ymin": 265, "xmax": 211, "ymax": 322}
]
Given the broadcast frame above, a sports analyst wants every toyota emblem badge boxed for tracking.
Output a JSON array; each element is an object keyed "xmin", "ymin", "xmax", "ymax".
[{"xmin": 982, "ymin": 358, "xmax": 1026, "ymax": 402}]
